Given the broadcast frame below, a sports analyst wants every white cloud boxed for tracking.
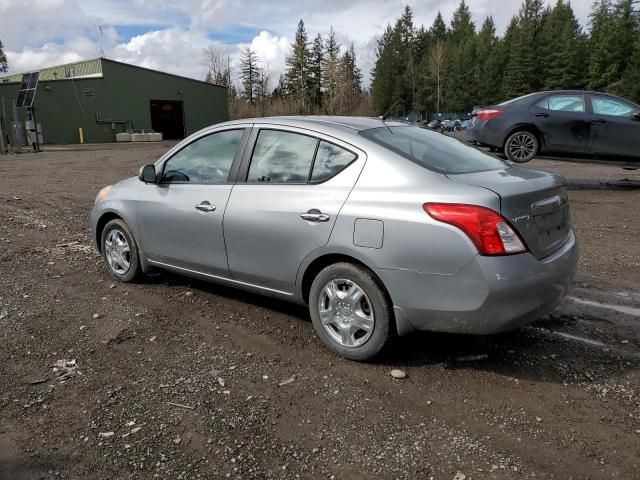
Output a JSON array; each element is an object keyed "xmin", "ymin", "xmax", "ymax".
[
  {"xmin": 110, "ymin": 28, "xmax": 213, "ymax": 80},
  {"xmin": 235, "ymin": 31, "xmax": 290, "ymax": 89}
]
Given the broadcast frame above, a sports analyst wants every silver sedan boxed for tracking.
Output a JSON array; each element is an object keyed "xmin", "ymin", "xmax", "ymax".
[{"xmin": 90, "ymin": 116, "xmax": 578, "ymax": 360}]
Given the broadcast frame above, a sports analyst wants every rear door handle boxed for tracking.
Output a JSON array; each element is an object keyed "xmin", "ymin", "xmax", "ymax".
[
  {"xmin": 300, "ymin": 209, "xmax": 330, "ymax": 222},
  {"xmin": 591, "ymin": 118, "xmax": 607, "ymax": 124},
  {"xmin": 195, "ymin": 201, "xmax": 216, "ymax": 212},
  {"xmin": 535, "ymin": 112, "xmax": 549, "ymax": 117}
]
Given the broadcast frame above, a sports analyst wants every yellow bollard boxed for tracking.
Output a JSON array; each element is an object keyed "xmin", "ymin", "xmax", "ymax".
[{"xmin": 78, "ymin": 127, "xmax": 84, "ymax": 144}]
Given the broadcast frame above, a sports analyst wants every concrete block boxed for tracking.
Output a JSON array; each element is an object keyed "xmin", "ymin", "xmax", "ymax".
[
  {"xmin": 131, "ymin": 133, "xmax": 149, "ymax": 142},
  {"xmin": 116, "ymin": 132, "xmax": 131, "ymax": 142},
  {"xmin": 148, "ymin": 132, "xmax": 163, "ymax": 142}
]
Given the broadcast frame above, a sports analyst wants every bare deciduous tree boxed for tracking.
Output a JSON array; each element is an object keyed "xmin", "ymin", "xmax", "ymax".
[{"xmin": 428, "ymin": 40, "xmax": 446, "ymax": 113}]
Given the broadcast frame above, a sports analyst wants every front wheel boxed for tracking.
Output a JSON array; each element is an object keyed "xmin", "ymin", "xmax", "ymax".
[
  {"xmin": 309, "ymin": 262, "xmax": 394, "ymax": 361},
  {"xmin": 504, "ymin": 130, "xmax": 539, "ymax": 163},
  {"xmin": 101, "ymin": 219, "xmax": 141, "ymax": 282}
]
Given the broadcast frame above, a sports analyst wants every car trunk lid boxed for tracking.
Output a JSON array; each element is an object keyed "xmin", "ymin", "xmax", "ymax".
[{"xmin": 446, "ymin": 167, "xmax": 571, "ymax": 259}]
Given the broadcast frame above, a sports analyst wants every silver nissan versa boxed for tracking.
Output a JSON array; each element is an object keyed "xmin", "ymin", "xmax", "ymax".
[{"xmin": 90, "ymin": 116, "xmax": 578, "ymax": 360}]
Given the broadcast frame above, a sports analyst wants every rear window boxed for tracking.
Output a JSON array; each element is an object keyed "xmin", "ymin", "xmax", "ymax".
[{"xmin": 360, "ymin": 126, "xmax": 509, "ymax": 174}]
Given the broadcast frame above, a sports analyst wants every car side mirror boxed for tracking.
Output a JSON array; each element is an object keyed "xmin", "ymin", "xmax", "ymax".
[
  {"xmin": 633, "ymin": 111, "xmax": 640, "ymax": 121},
  {"xmin": 139, "ymin": 164, "xmax": 156, "ymax": 183}
]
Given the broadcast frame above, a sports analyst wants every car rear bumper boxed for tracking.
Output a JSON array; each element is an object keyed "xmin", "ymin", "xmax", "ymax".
[
  {"xmin": 377, "ymin": 230, "xmax": 578, "ymax": 335},
  {"xmin": 467, "ymin": 123, "xmax": 503, "ymax": 148}
]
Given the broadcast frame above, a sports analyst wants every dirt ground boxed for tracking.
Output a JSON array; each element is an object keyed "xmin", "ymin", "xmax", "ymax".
[{"xmin": 1, "ymin": 142, "xmax": 639, "ymax": 480}]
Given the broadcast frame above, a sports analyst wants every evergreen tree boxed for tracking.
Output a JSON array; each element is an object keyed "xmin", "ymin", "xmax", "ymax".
[
  {"xmin": 590, "ymin": 0, "xmax": 638, "ymax": 93},
  {"xmin": 322, "ymin": 27, "xmax": 342, "ymax": 114},
  {"xmin": 445, "ymin": 0, "xmax": 478, "ymax": 112},
  {"xmin": 239, "ymin": 47, "xmax": 259, "ymax": 103},
  {"xmin": 476, "ymin": 17, "xmax": 504, "ymax": 105},
  {"xmin": 371, "ymin": 25, "xmax": 396, "ymax": 115},
  {"xmin": 284, "ymin": 20, "xmax": 312, "ymax": 113},
  {"xmin": 0, "ymin": 40, "xmax": 8, "ymax": 73},
  {"xmin": 430, "ymin": 11, "xmax": 448, "ymax": 40},
  {"xmin": 502, "ymin": 0, "xmax": 548, "ymax": 98},
  {"xmin": 540, "ymin": 0, "xmax": 587, "ymax": 90},
  {"xmin": 309, "ymin": 34, "xmax": 324, "ymax": 109},
  {"xmin": 339, "ymin": 43, "xmax": 363, "ymax": 113}
]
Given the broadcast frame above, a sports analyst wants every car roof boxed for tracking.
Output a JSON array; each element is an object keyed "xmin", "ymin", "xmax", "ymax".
[{"xmin": 216, "ymin": 116, "xmax": 408, "ymax": 135}]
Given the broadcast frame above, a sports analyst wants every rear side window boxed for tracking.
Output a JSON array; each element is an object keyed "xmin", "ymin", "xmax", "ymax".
[
  {"xmin": 248, "ymin": 130, "xmax": 318, "ymax": 183},
  {"xmin": 360, "ymin": 126, "xmax": 508, "ymax": 174},
  {"xmin": 591, "ymin": 96, "xmax": 635, "ymax": 117},
  {"xmin": 162, "ymin": 129, "xmax": 244, "ymax": 183},
  {"xmin": 536, "ymin": 95, "xmax": 585, "ymax": 112},
  {"xmin": 311, "ymin": 141, "xmax": 357, "ymax": 183}
]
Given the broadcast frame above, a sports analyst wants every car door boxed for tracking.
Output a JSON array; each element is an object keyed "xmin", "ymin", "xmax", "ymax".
[
  {"xmin": 587, "ymin": 94, "xmax": 640, "ymax": 158},
  {"xmin": 529, "ymin": 93, "xmax": 590, "ymax": 154},
  {"xmin": 223, "ymin": 127, "xmax": 365, "ymax": 293},
  {"xmin": 137, "ymin": 127, "xmax": 249, "ymax": 276}
]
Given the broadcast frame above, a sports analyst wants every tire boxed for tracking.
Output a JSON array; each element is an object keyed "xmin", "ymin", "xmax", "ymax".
[
  {"xmin": 504, "ymin": 130, "xmax": 539, "ymax": 163},
  {"xmin": 309, "ymin": 262, "xmax": 394, "ymax": 361},
  {"xmin": 100, "ymin": 219, "xmax": 141, "ymax": 283}
]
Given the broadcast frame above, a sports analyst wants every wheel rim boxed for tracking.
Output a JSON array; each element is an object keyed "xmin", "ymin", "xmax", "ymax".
[
  {"xmin": 318, "ymin": 278, "xmax": 375, "ymax": 348},
  {"xmin": 104, "ymin": 229, "xmax": 131, "ymax": 275},
  {"xmin": 509, "ymin": 133, "xmax": 536, "ymax": 161}
]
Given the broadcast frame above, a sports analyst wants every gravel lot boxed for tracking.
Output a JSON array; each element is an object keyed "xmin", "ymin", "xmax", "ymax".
[{"xmin": 1, "ymin": 142, "xmax": 639, "ymax": 479}]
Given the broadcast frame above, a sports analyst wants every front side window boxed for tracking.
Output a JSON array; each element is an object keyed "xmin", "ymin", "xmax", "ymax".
[
  {"xmin": 248, "ymin": 130, "xmax": 318, "ymax": 183},
  {"xmin": 591, "ymin": 96, "xmax": 635, "ymax": 117},
  {"xmin": 311, "ymin": 141, "xmax": 357, "ymax": 182},
  {"xmin": 162, "ymin": 129, "xmax": 244, "ymax": 183},
  {"xmin": 360, "ymin": 126, "xmax": 508, "ymax": 174},
  {"xmin": 536, "ymin": 95, "xmax": 585, "ymax": 112}
]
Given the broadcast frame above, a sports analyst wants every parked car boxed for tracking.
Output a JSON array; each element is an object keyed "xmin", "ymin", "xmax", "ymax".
[
  {"xmin": 425, "ymin": 119, "xmax": 442, "ymax": 130},
  {"xmin": 467, "ymin": 90, "xmax": 640, "ymax": 163},
  {"xmin": 460, "ymin": 119, "xmax": 471, "ymax": 130},
  {"xmin": 439, "ymin": 119, "xmax": 453, "ymax": 131},
  {"xmin": 91, "ymin": 117, "xmax": 578, "ymax": 361}
]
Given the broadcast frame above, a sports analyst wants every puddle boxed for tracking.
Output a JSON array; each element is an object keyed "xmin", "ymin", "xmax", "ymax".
[{"xmin": 567, "ymin": 296, "xmax": 640, "ymax": 317}]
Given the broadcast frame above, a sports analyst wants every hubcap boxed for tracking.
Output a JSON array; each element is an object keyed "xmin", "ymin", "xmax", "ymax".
[
  {"xmin": 509, "ymin": 133, "xmax": 536, "ymax": 161},
  {"xmin": 318, "ymin": 278, "xmax": 375, "ymax": 348},
  {"xmin": 104, "ymin": 229, "xmax": 131, "ymax": 275}
]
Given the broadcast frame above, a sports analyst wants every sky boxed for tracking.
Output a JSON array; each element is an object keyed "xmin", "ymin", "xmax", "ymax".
[{"xmin": 0, "ymin": 0, "xmax": 594, "ymax": 89}]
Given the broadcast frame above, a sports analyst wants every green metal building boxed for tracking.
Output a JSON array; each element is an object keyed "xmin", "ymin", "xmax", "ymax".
[{"xmin": 0, "ymin": 58, "xmax": 228, "ymax": 144}]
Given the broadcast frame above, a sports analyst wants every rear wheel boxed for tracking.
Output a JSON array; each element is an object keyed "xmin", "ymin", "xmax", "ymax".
[
  {"xmin": 504, "ymin": 130, "xmax": 539, "ymax": 163},
  {"xmin": 309, "ymin": 262, "xmax": 393, "ymax": 361}
]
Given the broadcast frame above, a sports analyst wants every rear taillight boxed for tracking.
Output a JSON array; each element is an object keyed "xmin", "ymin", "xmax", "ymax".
[
  {"xmin": 476, "ymin": 108, "xmax": 502, "ymax": 121},
  {"xmin": 423, "ymin": 203, "xmax": 527, "ymax": 256}
]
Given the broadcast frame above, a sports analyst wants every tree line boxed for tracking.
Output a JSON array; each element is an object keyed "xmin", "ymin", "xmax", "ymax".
[
  {"xmin": 371, "ymin": 0, "xmax": 640, "ymax": 117},
  {"xmin": 204, "ymin": 21, "xmax": 371, "ymax": 119}
]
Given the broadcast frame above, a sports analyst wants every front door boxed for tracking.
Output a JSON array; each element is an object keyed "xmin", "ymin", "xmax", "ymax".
[
  {"xmin": 138, "ymin": 128, "xmax": 248, "ymax": 276},
  {"xmin": 587, "ymin": 94, "xmax": 640, "ymax": 159},
  {"xmin": 223, "ymin": 127, "xmax": 364, "ymax": 293},
  {"xmin": 530, "ymin": 93, "xmax": 590, "ymax": 154}
]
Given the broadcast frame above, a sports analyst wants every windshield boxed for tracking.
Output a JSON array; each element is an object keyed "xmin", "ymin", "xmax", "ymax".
[{"xmin": 360, "ymin": 126, "xmax": 509, "ymax": 174}]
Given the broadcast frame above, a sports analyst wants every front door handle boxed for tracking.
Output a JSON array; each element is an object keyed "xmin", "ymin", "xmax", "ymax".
[
  {"xmin": 300, "ymin": 209, "xmax": 330, "ymax": 222},
  {"xmin": 535, "ymin": 112, "xmax": 549, "ymax": 117},
  {"xmin": 195, "ymin": 201, "xmax": 216, "ymax": 212},
  {"xmin": 591, "ymin": 118, "xmax": 607, "ymax": 124}
]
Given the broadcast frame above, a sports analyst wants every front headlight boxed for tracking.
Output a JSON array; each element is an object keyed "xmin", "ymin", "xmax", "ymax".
[{"xmin": 95, "ymin": 185, "xmax": 112, "ymax": 204}]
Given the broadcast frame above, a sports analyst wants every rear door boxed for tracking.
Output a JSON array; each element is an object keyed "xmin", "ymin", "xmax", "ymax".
[
  {"xmin": 137, "ymin": 127, "xmax": 249, "ymax": 276},
  {"xmin": 530, "ymin": 93, "xmax": 590, "ymax": 154},
  {"xmin": 587, "ymin": 94, "xmax": 640, "ymax": 158},
  {"xmin": 223, "ymin": 127, "xmax": 365, "ymax": 293}
]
